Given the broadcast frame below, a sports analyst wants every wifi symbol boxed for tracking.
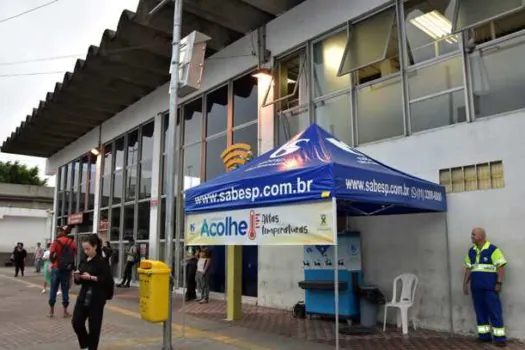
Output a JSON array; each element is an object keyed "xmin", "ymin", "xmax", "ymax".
[{"xmin": 221, "ymin": 143, "xmax": 253, "ymax": 172}]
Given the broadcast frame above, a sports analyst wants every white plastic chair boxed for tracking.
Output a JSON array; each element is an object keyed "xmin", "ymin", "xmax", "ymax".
[{"xmin": 382, "ymin": 273, "xmax": 418, "ymax": 335}]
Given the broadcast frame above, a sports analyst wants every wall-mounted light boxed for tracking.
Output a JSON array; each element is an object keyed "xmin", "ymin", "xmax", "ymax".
[
  {"xmin": 252, "ymin": 68, "xmax": 272, "ymax": 80},
  {"xmin": 90, "ymin": 147, "xmax": 101, "ymax": 156}
]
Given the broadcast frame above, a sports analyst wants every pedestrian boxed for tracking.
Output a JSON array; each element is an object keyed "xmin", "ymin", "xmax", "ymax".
[
  {"xmin": 72, "ymin": 234, "xmax": 113, "ymax": 350},
  {"xmin": 13, "ymin": 242, "xmax": 27, "ymax": 277},
  {"xmin": 41, "ymin": 243, "xmax": 52, "ymax": 294},
  {"xmin": 463, "ymin": 227, "xmax": 507, "ymax": 347},
  {"xmin": 196, "ymin": 249, "xmax": 211, "ymax": 304},
  {"xmin": 48, "ymin": 226, "xmax": 77, "ymax": 318},
  {"xmin": 102, "ymin": 241, "xmax": 113, "ymax": 265},
  {"xmin": 34, "ymin": 242, "xmax": 44, "ymax": 273},
  {"xmin": 117, "ymin": 238, "xmax": 137, "ymax": 288},
  {"xmin": 185, "ymin": 248, "xmax": 198, "ymax": 302}
]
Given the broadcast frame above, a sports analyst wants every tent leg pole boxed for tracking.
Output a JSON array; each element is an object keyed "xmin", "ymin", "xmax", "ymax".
[
  {"xmin": 226, "ymin": 245, "xmax": 242, "ymax": 321},
  {"xmin": 444, "ymin": 214, "xmax": 454, "ymax": 336},
  {"xmin": 335, "ymin": 241, "xmax": 339, "ymax": 350}
]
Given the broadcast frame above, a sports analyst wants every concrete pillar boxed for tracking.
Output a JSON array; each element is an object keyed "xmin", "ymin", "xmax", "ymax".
[{"xmin": 148, "ymin": 113, "xmax": 163, "ymax": 260}]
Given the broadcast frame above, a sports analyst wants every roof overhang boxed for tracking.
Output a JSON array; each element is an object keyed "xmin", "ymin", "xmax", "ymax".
[{"xmin": 1, "ymin": 0, "xmax": 306, "ymax": 158}]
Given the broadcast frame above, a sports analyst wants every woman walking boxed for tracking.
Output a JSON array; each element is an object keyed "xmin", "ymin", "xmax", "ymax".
[
  {"xmin": 72, "ymin": 235, "xmax": 113, "ymax": 350},
  {"xmin": 41, "ymin": 243, "xmax": 52, "ymax": 294}
]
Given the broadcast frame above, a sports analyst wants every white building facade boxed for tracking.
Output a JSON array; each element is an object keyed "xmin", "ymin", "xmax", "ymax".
[{"xmin": 9, "ymin": 0, "xmax": 525, "ymax": 339}]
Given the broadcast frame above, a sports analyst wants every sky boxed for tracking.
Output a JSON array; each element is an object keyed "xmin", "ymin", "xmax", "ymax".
[{"xmin": 0, "ymin": 0, "xmax": 140, "ymax": 185}]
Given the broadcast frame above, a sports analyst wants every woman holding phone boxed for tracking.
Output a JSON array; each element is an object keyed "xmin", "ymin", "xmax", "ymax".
[{"xmin": 72, "ymin": 234, "xmax": 113, "ymax": 350}]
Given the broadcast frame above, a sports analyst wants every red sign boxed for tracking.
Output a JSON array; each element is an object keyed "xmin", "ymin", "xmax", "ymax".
[{"xmin": 67, "ymin": 212, "xmax": 84, "ymax": 225}]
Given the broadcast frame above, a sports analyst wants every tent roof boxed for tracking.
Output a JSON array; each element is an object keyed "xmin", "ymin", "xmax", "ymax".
[{"xmin": 184, "ymin": 124, "xmax": 447, "ymax": 215}]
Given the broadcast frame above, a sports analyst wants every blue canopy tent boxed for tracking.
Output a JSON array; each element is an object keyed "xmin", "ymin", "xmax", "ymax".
[
  {"xmin": 185, "ymin": 123, "xmax": 446, "ymax": 215},
  {"xmin": 184, "ymin": 124, "xmax": 449, "ymax": 347}
]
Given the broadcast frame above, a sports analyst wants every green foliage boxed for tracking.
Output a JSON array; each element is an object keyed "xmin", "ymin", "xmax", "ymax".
[{"xmin": 0, "ymin": 161, "xmax": 47, "ymax": 186}]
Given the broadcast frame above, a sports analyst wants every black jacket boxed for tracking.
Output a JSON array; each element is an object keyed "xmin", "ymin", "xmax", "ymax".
[
  {"xmin": 12, "ymin": 248, "xmax": 27, "ymax": 262},
  {"xmin": 75, "ymin": 254, "xmax": 112, "ymax": 303}
]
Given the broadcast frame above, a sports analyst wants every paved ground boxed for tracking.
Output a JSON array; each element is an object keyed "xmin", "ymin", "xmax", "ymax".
[{"xmin": 1, "ymin": 267, "xmax": 525, "ymax": 349}]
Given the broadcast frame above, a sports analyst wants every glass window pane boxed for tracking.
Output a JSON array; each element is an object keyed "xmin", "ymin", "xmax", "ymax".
[
  {"xmin": 139, "ymin": 160, "xmax": 153, "ymax": 199},
  {"xmin": 137, "ymin": 201, "xmax": 150, "ymax": 240},
  {"xmin": 339, "ymin": 7, "xmax": 396, "ymax": 74},
  {"xmin": 183, "ymin": 143, "xmax": 201, "ymax": 190},
  {"xmin": 141, "ymin": 122, "xmax": 155, "ymax": 161},
  {"xmin": 471, "ymin": 36, "xmax": 525, "ymax": 118},
  {"xmin": 464, "ymin": 165, "xmax": 477, "ymax": 191},
  {"xmin": 490, "ymin": 161, "xmax": 505, "ymax": 189},
  {"xmin": 71, "ymin": 189, "xmax": 79, "ymax": 213},
  {"xmin": 163, "ymin": 111, "xmax": 181, "ymax": 154},
  {"xmin": 103, "ymin": 144, "xmax": 112, "ymax": 175},
  {"xmin": 408, "ymin": 56, "xmax": 463, "ymax": 100},
  {"xmin": 233, "ymin": 74, "xmax": 258, "ymax": 126},
  {"xmin": 80, "ymin": 183, "xmax": 87, "ymax": 212},
  {"xmin": 276, "ymin": 51, "xmax": 305, "ymax": 111},
  {"xmin": 439, "ymin": 169, "xmax": 452, "ymax": 192},
  {"xmin": 125, "ymin": 165, "xmax": 137, "ymax": 202},
  {"xmin": 184, "ymin": 99, "xmax": 203, "ymax": 144},
  {"xmin": 315, "ymin": 94, "xmax": 352, "ymax": 145},
  {"xmin": 205, "ymin": 136, "xmax": 227, "ymax": 180},
  {"xmin": 113, "ymin": 170, "xmax": 123, "ymax": 204},
  {"xmin": 115, "ymin": 138, "xmax": 125, "ymax": 171},
  {"xmin": 162, "ymin": 153, "xmax": 180, "ymax": 196},
  {"xmin": 357, "ymin": 77, "xmax": 404, "ymax": 144},
  {"xmin": 73, "ymin": 161, "xmax": 80, "ymax": 189},
  {"xmin": 451, "ymin": 167, "xmax": 465, "ymax": 192},
  {"xmin": 60, "ymin": 166, "xmax": 67, "ymax": 190},
  {"xmin": 66, "ymin": 163, "xmax": 73, "ymax": 189},
  {"xmin": 454, "ymin": 0, "xmax": 522, "ymax": 32},
  {"xmin": 123, "ymin": 204, "xmax": 135, "ymax": 241},
  {"xmin": 276, "ymin": 108, "xmax": 310, "ymax": 146},
  {"xmin": 477, "ymin": 163, "xmax": 491, "ymax": 190},
  {"xmin": 160, "ymin": 198, "xmax": 166, "ymax": 240},
  {"xmin": 405, "ymin": 0, "xmax": 458, "ymax": 64},
  {"xmin": 313, "ymin": 30, "xmax": 349, "ymax": 97},
  {"xmin": 110, "ymin": 206, "xmax": 121, "ymax": 241},
  {"xmin": 79, "ymin": 155, "xmax": 88, "ymax": 185},
  {"xmin": 206, "ymin": 86, "xmax": 228, "ymax": 136},
  {"xmin": 87, "ymin": 179, "xmax": 94, "ymax": 211},
  {"xmin": 102, "ymin": 174, "xmax": 111, "ymax": 208},
  {"xmin": 127, "ymin": 130, "xmax": 139, "ymax": 166},
  {"xmin": 410, "ymin": 89, "xmax": 466, "ymax": 133},
  {"xmin": 233, "ymin": 123, "xmax": 258, "ymax": 157},
  {"xmin": 58, "ymin": 192, "xmax": 64, "ymax": 217}
]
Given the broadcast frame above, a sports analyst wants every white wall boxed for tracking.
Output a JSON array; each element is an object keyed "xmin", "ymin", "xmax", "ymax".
[
  {"xmin": 356, "ymin": 110, "xmax": 525, "ymax": 338},
  {"xmin": 0, "ymin": 207, "xmax": 51, "ymax": 253}
]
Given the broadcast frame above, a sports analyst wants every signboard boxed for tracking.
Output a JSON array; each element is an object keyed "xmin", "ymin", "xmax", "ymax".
[
  {"xmin": 221, "ymin": 143, "xmax": 253, "ymax": 172},
  {"xmin": 186, "ymin": 200, "xmax": 335, "ymax": 246},
  {"xmin": 67, "ymin": 212, "xmax": 84, "ymax": 225}
]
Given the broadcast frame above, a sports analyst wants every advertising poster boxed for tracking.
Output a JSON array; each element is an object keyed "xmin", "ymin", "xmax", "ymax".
[{"xmin": 185, "ymin": 200, "xmax": 335, "ymax": 246}]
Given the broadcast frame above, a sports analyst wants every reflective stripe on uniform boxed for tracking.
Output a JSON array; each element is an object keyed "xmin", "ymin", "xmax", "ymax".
[
  {"xmin": 478, "ymin": 325, "xmax": 491, "ymax": 334},
  {"xmin": 471, "ymin": 264, "xmax": 497, "ymax": 273},
  {"xmin": 493, "ymin": 327, "xmax": 506, "ymax": 337}
]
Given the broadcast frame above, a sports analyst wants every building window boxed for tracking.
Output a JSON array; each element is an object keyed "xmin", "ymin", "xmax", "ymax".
[
  {"xmin": 101, "ymin": 144, "xmax": 112, "ymax": 208},
  {"xmin": 205, "ymin": 135, "xmax": 227, "ymax": 180},
  {"xmin": 123, "ymin": 204, "xmax": 135, "ymax": 241},
  {"xmin": 206, "ymin": 86, "xmax": 228, "ymax": 136},
  {"xmin": 439, "ymin": 161, "xmax": 505, "ymax": 193},
  {"xmin": 356, "ymin": 76, "xmax": 404, "ymax": 144},
  {"xmin": 315, "ymin": 93, "xmax": 352, "ymax": 145},
  {"xmin": 233, "ymin": 122, "xmax": 258, "ymax": 156},
  {"xmin": 184, "ymin": 99, "xmax": 203, "ymax": 145},
  {"xmin": 408, "ymin": 55, "xmax": 466, "ymax": 133},
  {"xmin": 137, "ymin": 201, "xmax": 150, "ymax": 240},
  {"xmin": 182, "ymin": 143, "xmax": 201, "ymax": 190},
  {"xmin": 110, "ymin": 206, "xmax": 121, "ymax": 241},
  {"xmin": 339, "ymin": 6, "xmax": 400, "ymax": 84},
  {"xmin": 125, "ymin": 130, "xmax": 139, "ymax": 202},
  {"xmin": 233, "ymin": 74, "xmax": 258, "ymax": 127},
  {"xmin": 113, "ymin": 138, "xmax": 125, "ymax": 204},
  {"xmin": 404, "ymin": 0, "xmax": 458, "ymax": 65},
  {"xmin": 139, "ymin": 122, "xmax": 154, "ymax": 200},
  {"xmin": 452, "ymin": 0, "xmax": 523, "ymax": 33},
  {"xmin": 274, "ymin": 49, "xmax": 310, "ymax": 146},
  {"xmin": 313, "ymin": 30, "xmax": 349, "ymax": 97}
]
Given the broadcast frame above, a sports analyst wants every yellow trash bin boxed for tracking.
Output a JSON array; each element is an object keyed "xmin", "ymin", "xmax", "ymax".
[{"xmin": 137, "ymin": 260, "xmax": 171, "ymax": 323}]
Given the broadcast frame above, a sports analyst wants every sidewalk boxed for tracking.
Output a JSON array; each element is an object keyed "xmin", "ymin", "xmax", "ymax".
[
  {"xmin": 0, "ymin": 267, "xmax": 332, "ymax": 350},
  {"xmin": 4, "ymin": 267, "xmax": 525, "ymax": 349}
]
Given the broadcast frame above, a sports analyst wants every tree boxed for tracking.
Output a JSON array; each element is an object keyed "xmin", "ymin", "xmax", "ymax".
[{"xmin": 0, "ymin": 161, "xmax": 47, "ymax": 186}]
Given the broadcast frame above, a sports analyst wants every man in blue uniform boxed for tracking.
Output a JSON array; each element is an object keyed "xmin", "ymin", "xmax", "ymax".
[{"xmin": 463, "ymin": 227, "xmax": 507, "ymax": 347}]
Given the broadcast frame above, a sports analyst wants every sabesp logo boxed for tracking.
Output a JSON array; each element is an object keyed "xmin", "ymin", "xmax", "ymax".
[{"xmin": 270, "ymin": 139, "xmax": 309, "ymax": 158}]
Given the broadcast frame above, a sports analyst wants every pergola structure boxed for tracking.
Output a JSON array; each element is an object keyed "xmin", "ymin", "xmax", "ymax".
[{"xmin": 1, "ymin": 0, "xmax": 306, "ymax": 158}]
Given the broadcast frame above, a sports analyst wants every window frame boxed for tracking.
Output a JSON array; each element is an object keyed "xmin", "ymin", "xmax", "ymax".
[{"xmin": 451, "ymin": 0, "xmax": 525, "ymax": 33}]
